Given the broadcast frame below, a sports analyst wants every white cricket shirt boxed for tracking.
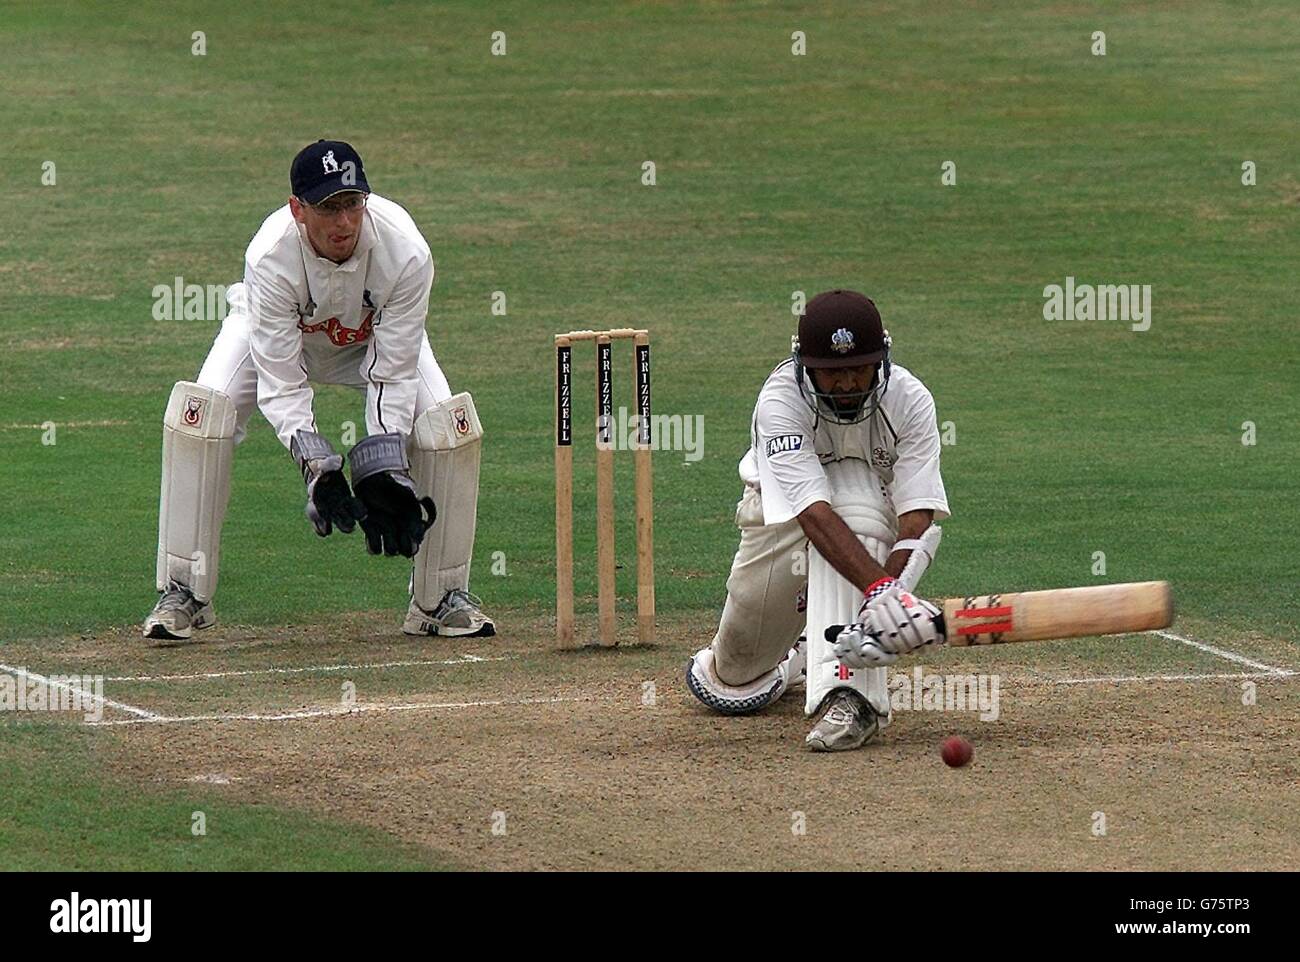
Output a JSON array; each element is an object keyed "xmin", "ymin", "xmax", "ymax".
[
  {"xmin": 739, "ymin": 359, "xmax": 950, "ymax": 525},
  {"xmin": 242, "ymin": 194, "xmax": 434, "ymax": 449}
]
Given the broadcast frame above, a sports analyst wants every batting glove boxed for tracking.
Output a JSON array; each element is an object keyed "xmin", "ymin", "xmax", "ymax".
[{"xmin": 834, "ymin": 577, "xmax": 945, "ymax": 668}]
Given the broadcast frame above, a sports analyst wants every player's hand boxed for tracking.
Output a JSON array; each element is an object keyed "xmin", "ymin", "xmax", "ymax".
[
  {"xmin": 307, "ymin": 468, "xmax": 368, "ymax": 537},
  {"xmin": 354, "ymin": 470, "xmax": 436, "ymax": 557},
  {"xmin": 829, "ymin": 623, "xmax": 899, "ymax": 668},
  {"xmin": 348, "ymin": 432, "xmax": 436, "ymax": 558},
  {"xmin": 835, "ymin": 578, "xmax": 945, "ymax": 667},
  {"xmin": 291, "ymin": 430, "xmax": 367, "ymax": 537}
]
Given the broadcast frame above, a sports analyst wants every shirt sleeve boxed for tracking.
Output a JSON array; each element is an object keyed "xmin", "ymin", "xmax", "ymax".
[
  {"xmin": 889, "ymin": 387, "xmax": 950, "ymax": 520},
  {"xmin": 363, "ymin": 254, "xmax": 433, "ymax": 440},
  {"xmin": 245, "ymin": 257, "xmax": 317, "ymax": 451},
  {"xmin": 754, "ymin": 391, "xmax": 830, "ymax": 524}
]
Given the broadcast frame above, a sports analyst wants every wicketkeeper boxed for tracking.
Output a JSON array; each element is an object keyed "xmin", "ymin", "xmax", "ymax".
[
  {"xmin": 686, "ymin": 290, "xmax": 950, "ymax": 751},
  {"xmin": 144, "ymin": 140, "xmax": 494, "ymax": 641}
]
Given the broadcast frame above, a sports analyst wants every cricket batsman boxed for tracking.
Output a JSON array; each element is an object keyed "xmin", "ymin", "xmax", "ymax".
[
  {"xmin": 686, "ymin": 290, "xmax": 950, "ymax": 751},
  {"xmin": 144, "ymin": 140, "xmax": 494, "ymax": 641}
]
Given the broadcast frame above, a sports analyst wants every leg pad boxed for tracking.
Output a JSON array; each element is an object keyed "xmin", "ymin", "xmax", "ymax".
[
  {"xmin": 156, "ymin": 382, "xmax": 236, "ymax": 601},
  {"xmin": 409, "ymin": 392, "xmax": 483, "ymax": 608}
]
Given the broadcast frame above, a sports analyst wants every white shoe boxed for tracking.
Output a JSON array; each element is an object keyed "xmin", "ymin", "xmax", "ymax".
[
  {"xmin": 805, "ymin": 689, "xmax": 883, "ymax": 752},
  {"xmin": 403, "ymin": 589, "xmax": 496, "ymax": 637},
  {"xmin": 143, "ymin": 581, "xmax": 215, "ymax": 640}
]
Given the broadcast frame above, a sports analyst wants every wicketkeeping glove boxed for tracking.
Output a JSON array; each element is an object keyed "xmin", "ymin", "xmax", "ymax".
[
  {"xmin": 290, "ymin": 430, "xmax": 368, "ymax": 537},
  {"xmin": 832, "ymin": 577, "xmax": 946, "ymax": 668},
  {"xmin": 348, "ymin": 433, "xmax": 437, "ymax": 558}
]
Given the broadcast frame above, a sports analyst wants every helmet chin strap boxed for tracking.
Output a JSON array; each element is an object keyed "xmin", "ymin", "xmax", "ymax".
[
  {"xmin": 816, "ymin": 382, "xmax": 873, "ymax": 423},
  {"xmin": 797, "ymin": 366, "xmax": 887, "ymax": 425},
  {"xmin": 790, "ymin": 333, "xmax": 893, "ymax": 425}
]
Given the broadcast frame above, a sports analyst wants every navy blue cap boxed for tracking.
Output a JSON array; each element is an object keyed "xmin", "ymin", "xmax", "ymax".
[{"xmin": 290, "ymin": 140, "xmax": 370, "ymax": 204}]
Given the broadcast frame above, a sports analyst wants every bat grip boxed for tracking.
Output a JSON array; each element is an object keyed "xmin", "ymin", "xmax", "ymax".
[{"xmin": 823, "ymin": 612, "xmax": 949, "ymax": 644}]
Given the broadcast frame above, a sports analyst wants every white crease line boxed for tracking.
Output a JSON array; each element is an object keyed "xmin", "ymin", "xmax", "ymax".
[
  {"xmin": 85, "ymin": 694, "xmax": 596, "ymax": 727},
  {"xmin": 106, "ymin": 653, "xmax": 504, "ymax": 683},
  {"xmin": 1048, "ymin": 670, "xmax": 1297, "ymax": 686},
  {"xmin": 1150, "ymin": 629, "xmax": 1291, "ymax": 675},
  {"xmin": 0, "ymin": 662, "xmax": 161, "ymax": 720},
  {"xmin": 1, "ymin": 419, "xmax": 130, "ymax": 430}
]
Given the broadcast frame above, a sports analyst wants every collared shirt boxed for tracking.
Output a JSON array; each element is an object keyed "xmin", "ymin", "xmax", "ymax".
[
  {"xmin": 242, "ymin": 194, "xmax": 434, "ymax": 449},
  {"xmin": 740, "ymin": 359, "xmax": 951, "ymax": 525}
]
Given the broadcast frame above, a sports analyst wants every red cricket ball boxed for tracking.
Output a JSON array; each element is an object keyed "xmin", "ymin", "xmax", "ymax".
[{"xmin": 941, "ymin": 735, "xmax": 973, "ymax": 768}]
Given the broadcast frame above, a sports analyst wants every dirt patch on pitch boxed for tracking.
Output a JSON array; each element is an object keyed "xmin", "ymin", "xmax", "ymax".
[{"xmin": 83, "ymin": 610, "xmax": 1300, "ymax": 870}]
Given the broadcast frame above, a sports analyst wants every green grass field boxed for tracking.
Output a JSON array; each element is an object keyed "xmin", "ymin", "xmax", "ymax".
[
  {"xmin": 2, "ymin": 0, "xmax": 1296, "ymax": 870},
  {"xmin": 0, "ymin": 723, "xmax": 450, "ymax": 870}
]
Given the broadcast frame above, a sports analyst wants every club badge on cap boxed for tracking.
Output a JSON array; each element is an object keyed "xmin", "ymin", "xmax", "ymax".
[{"xmin": 291, "ymin": 140, "xmax": 370, "ymax": 205}]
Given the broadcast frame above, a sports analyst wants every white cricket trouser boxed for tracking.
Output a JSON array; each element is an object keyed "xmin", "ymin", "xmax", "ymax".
[
  {"xmin": 709, "ymin": 486, "xmax": 808, "ymax": 687},
  {"xmin": 178, "ymin": 300, "xmax": 455, "ymax": 604},
  {"xmin": 197, "ymin": 309, "xmax": 452, "ymax": 444},
  {"xmin": 710, "ymin": 462, "xmax": 896, "ymax": 717}
]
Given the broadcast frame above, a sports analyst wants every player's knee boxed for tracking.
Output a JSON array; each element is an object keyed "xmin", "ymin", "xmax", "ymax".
[
  {"xmin": 164, "ymin": 382, "xmax": 237, "ymax": 438},
  {"xmin": 712, "ymin": 644, "xmax": 775, "ymax": 689},
  {"xmin": 686, "ymin": 646, "xmax": 785, "ymax": 716},
  {"xmin": 412, "ymin": 392, "xmax": 483, "ymax": 454}
]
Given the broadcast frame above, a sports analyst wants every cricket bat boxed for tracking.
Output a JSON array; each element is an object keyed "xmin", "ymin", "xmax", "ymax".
[{"xmin": 825, "ymin": 580, "xmax": 1173, "ymax": 647}]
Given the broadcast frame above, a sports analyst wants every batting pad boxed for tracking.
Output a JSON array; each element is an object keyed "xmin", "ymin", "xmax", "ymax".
[
  {"xmin": 804, "ymin": 458, "xmax": 895, "ymax": 718},
  {"xmin": 156, "ymin": 381, "xmax": 236, "ymax": 601},
  {"xmin": 409, "ymin": 392, "xmax": 483, "ymax": 608}
]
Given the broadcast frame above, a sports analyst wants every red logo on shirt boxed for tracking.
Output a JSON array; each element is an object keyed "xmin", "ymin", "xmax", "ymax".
[{"xmin": 299, "ymin": 310, "xmax": 375, "ymax": 346}]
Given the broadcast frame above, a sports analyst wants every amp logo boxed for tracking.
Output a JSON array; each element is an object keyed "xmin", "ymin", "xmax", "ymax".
[{"xmin": 765, "ymin": 435, "xmax": 803, "ymax": 457}]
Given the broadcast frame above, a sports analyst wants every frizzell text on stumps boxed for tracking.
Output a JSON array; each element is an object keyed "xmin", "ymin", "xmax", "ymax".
[{"xmin": 554, "ymin": 329, "xmax": 656, "ymax": 647}]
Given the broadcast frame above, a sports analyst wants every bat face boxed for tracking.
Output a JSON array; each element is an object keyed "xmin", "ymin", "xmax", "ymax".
[{"xmin": 941, "ymin": 581, "xmax": 1173, "ymax": 647}]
